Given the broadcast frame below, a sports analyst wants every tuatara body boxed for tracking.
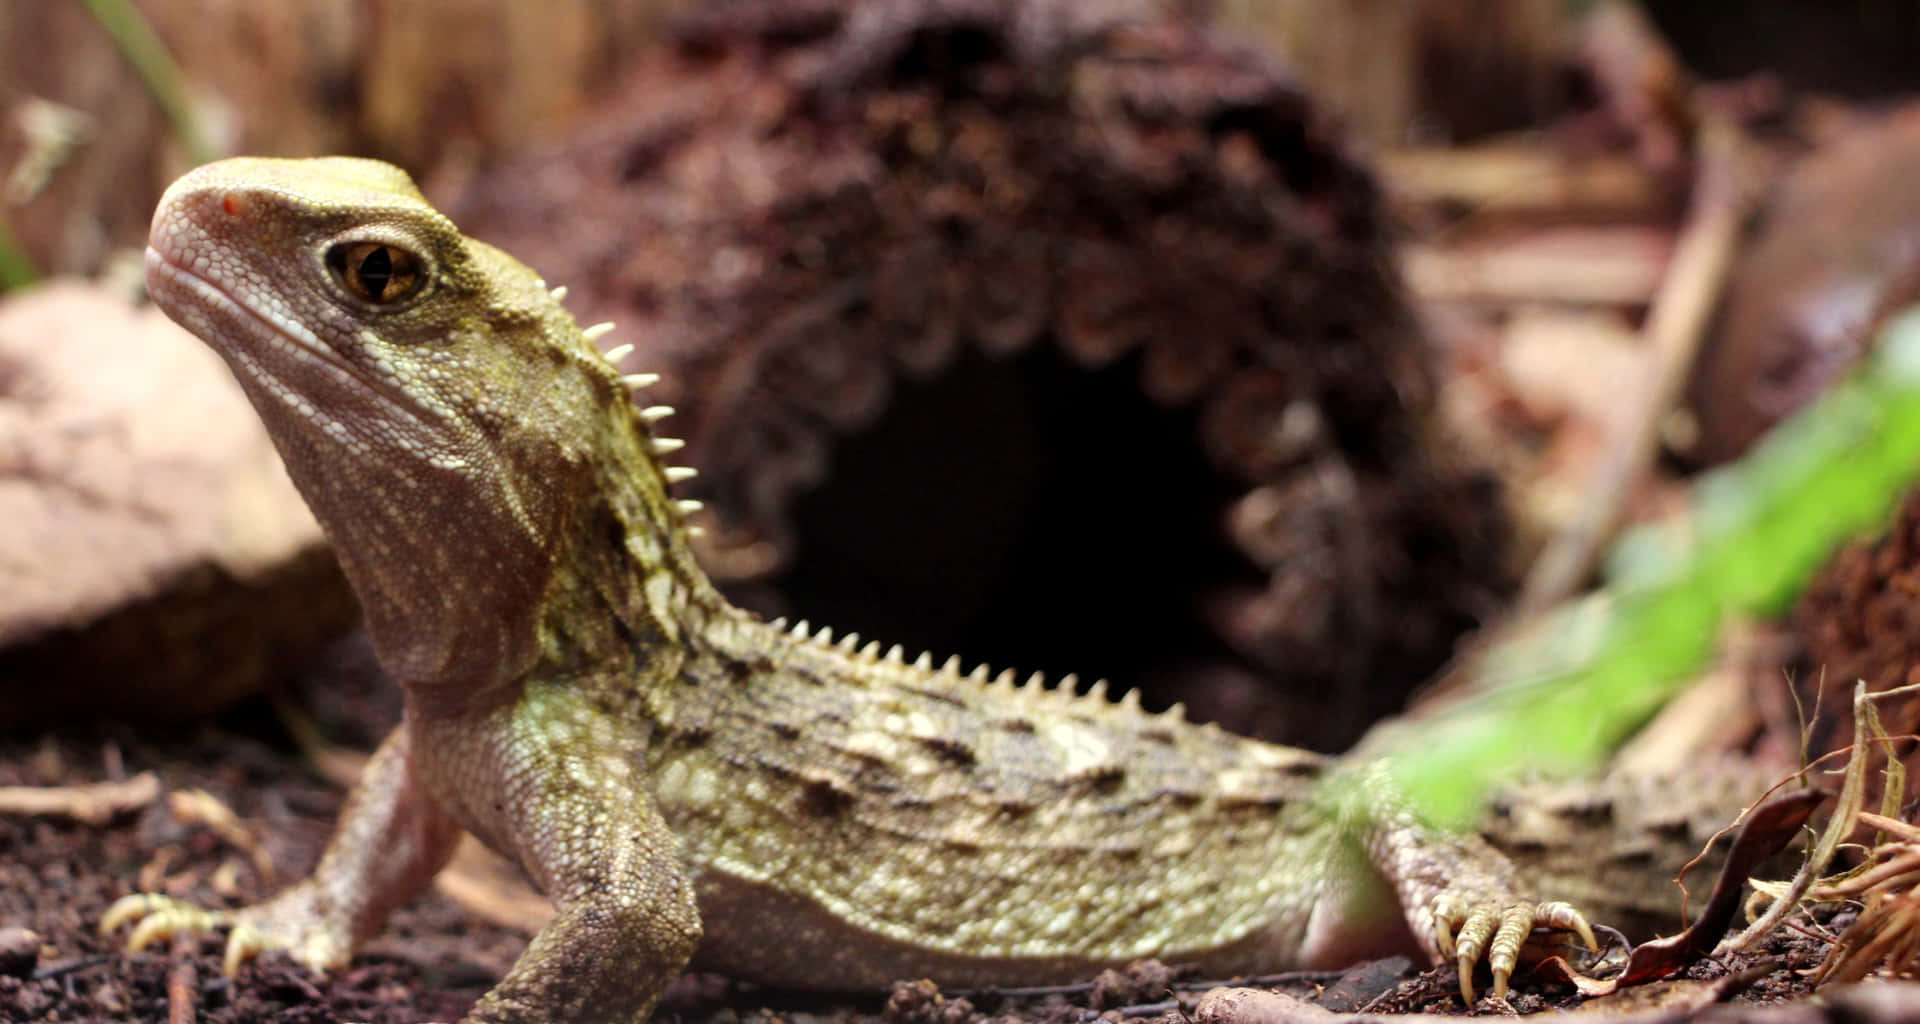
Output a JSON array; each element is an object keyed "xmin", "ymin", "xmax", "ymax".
[{"xmin": 108, "ymin": 157, "xmax": 1597, "ymax": 1023}]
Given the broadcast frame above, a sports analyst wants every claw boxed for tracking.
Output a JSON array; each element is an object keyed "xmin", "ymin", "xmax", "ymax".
[
  {"xmin": 128, "ymin": 913, "xmax": 174, "ymax": 953},
  {"xmin": 1431, "ymin": 894, "xmax": 1597, "ymax": 1003},
  {"xmin": 1449, "ymin": 904, "xmax": 1491, "ymax": 1002},
  {"xmin": 1433, "ymin": 905, "xmax": 1457, "ymax": 960},
  {"xmin": 99, "ymin": 893, "xmax": 167, "ymax": 935},
  {"xmin": 1486, "ymin": 904, "xmax": 1537, "ymax": 1001},
  {"xmin": 1453, "ymin": 907, "xmax": 1492, "ymax": 967},
  {"xmin": 103, "ymin": 894, "xmax": 229, "ymax": 954},
  {"xmin": 225, "ymin": 923, "xmax": 267, "ymax": 977},
  {"xmin": 1538, "ymin": 900, "xmax": 1599, "ymax": 952}
]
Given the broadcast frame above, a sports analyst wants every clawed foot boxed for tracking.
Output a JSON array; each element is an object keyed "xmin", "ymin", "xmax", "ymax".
[
  {"xmin": 100, "ymin": 889, "xmax": 351, "ymax": 978},
  {"xmin": 1430, "ymin": 896, "xmax": 1597, "ymax": 1003}
]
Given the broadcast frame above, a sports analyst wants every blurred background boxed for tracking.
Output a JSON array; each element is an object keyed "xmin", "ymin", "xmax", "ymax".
[
  {"xmin": 10, "ymin": 2, "xmax": 1920, "ymax": 1017},
  {"xmin": 7, "ymin": 0, "xmax": 1920, "ymax": 748}
]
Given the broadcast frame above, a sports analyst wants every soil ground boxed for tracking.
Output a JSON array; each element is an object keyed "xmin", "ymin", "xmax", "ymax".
[{"xmin": 0, "ymin": 637, "xmax": 1833, "ymax": 1024}]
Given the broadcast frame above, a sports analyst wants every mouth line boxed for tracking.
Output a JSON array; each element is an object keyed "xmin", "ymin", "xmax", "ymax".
[{"xmin": 146, "ymin": 245, "xmax": 428, "ymax": 429}]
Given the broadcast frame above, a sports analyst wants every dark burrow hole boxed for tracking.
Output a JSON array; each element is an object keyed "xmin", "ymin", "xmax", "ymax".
[{"xmin": 777, "ymin": 343, "xmax": 1264, "ymax": 711}]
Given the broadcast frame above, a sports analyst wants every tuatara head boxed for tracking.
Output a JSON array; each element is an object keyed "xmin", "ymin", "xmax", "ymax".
[{"xmin": 147, "ymin": 157, "xmax": 700, "ymax": 703}]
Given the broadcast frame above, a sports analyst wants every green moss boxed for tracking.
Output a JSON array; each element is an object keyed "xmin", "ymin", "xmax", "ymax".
[{"xmin": 1381, "ymin": 306, "xmax": 1920, "ymax": 826}]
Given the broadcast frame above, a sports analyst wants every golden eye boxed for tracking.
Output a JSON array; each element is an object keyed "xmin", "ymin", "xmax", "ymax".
[{"xmin": 327, "ymin": 242, "xmax": 423, "ymax": 304}]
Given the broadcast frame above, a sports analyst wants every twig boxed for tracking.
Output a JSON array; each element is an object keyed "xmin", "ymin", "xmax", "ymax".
[
  {"xmin": 167, "ymin": 788, "xmax": 275, "ymax": 886},
  {"xmin": 76, "ymin": 0, "xmax": 214, "ymax": 165},
  {"xmin": 1380, "ymin": 143, "xmax": 1661, "ymax": 220},
  {"xmin": 31, "ymin": 954, "xmax": 113, "ymax": 981},
  {"xmin": 167, "ymin": 933, "xmax": 197, "ymax": 1024},
  {"xmin": 0, "ymin": 772, "xmax": 158, "ymax": 825},
  {"xmin": 1518, "ymin": 114, "xmax": 1754, "ymax": 611},
  {"xmin": 1723, "ymin": 681, "xmax": 1877, "ymax": 954},
  {"xmin": 0, "ymin": 214, "xmax": 36, "ymax": 291}
]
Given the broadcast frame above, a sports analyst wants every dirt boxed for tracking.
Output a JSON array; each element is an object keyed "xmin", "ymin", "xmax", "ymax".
[
  {"xmin": 0, "ymin": 630, "xmax": 1840, "ymax": 1022},
  {"xmin": 0, "ymin": 637, "xmax": 509, "ymax": 1024}
]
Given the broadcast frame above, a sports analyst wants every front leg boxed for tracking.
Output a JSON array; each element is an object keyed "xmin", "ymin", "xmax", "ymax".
[
  {"xmin": 424, "ymin": 697, "xmax": 704, "ymax": 1024},
  {"xmin": 103, "ymin": 724, "xmax": 462, "ymax": 975},
  {"xmin": 1344, "ymin": 762, "xmax": 1596, "ymax": 1003},
  {"xmin": 110, "ymin": 706, "xmax": 703, "ymax": 1024},
  {"xmin": 466, "ymin": 785, "xmax": 701, "ymax": 1024}
]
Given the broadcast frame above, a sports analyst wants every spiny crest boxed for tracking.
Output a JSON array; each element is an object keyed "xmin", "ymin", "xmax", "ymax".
[
  {"xmin": 637, "ymin": 403, "xmax": 686, "ymax": 459},
  {"xmin": 559, "ymin": 273, "xmax": 1192, "ymax": 736},
  {"xmin": 554, "ymin": 307, "xmax": 702, "ymax": 534},
  {"xmin": 773, "ymin": 617, "xmax": 1191, "ymax": 725},
  {"xmin": 543, "ymin": 297, "xmax": 660, "ymax": 392}
]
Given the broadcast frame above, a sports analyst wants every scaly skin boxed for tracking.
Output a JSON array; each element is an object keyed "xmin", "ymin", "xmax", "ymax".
[{"xmin": 105, "ymin": 157, "xmax": 1593, "ymax": 1023}]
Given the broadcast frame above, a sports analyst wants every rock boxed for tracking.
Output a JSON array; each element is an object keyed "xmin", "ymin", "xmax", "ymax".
[
  {"xmin": 0, "ymin": 281, "xmax": 356, "ymax": 726},
  {"xmin": 0, "ymin": 926, "xmax": 38, "ymax": 978}
]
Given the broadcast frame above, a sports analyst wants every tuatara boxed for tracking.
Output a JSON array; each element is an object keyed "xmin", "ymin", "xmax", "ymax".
[{"xmin": 107, "ymin": 156, "xmax": 1598, "ymax": 1023}]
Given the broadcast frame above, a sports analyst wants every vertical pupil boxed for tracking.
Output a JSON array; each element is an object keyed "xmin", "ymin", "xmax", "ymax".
[{"xmin": 359, "ymin": 246, "xmax": 394, "ymax": 297}]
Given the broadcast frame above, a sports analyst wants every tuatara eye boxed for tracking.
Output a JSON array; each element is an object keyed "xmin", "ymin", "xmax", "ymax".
[{"xmin": 327, "ymin": 242, "xmax": 423, "ymax": 305}]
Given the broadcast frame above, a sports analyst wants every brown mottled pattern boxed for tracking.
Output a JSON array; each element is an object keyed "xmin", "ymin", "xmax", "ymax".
[{"xmin": 106, "ymin": 157, "xmax": 1591, "ymax": 1023}]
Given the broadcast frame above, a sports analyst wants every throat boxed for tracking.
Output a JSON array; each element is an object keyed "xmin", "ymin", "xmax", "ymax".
[
  {"xmin": 518, "ymin": 465, "xmax": 729, "ymax": 693},
  {"xmin": 334, "ymin": 387, "xmax": 726, "ymax": 714}
]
